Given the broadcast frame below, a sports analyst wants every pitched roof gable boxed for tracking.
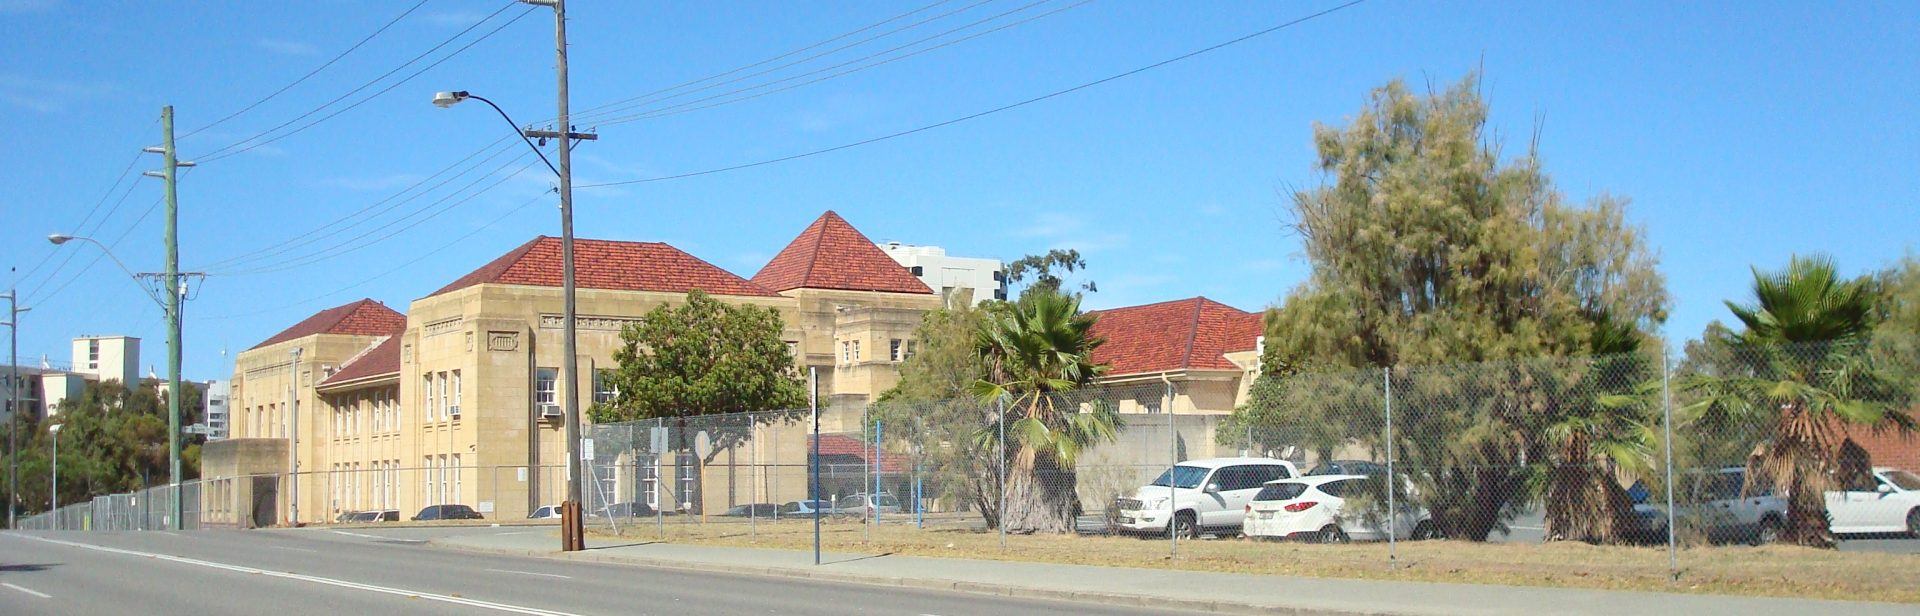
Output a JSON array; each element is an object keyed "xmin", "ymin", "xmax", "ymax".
[
  {"xmin": 430, "ymin": 236, "xmax": 780, "ymax": 298},
  {"xmin": 317, "ymin": 334, "xmax": 401, "ymax": 389},
  {"xmin": 751, "ymin": 211, "xmax": 934, "ymax": 295},
  {"xmin": 1087, "ymin": 297, "xmax": 1264, "ymax": 376},
  {"xmin": 250, "ymin": 299, "xmax": 406, "ymax": 350}
]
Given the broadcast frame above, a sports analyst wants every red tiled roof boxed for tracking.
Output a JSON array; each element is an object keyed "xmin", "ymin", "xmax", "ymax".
[
  {"xmin": 429, "ymin": 236, "xmax": 780, "ymax": 298},
  {"xmin": 317, "ymin": 335, "xmax": 401, "ymax": 389},
  {"xmin": 808, "ymin": 434, "xmax": 907, "ymax": 473},
  {"xmin": 1086, "ymin": 297, "xmax": 1264, "ymax": 376},
  {"xmin": 250, "ymin": 299, "xmax": 406, "ymax": 350},
  {"xmin": 751, "ymin": 211, "xmax": 933, "ymax": 295}
]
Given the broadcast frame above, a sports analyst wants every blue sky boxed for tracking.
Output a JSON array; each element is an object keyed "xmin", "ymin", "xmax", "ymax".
[{"xmin": 1, "ymin": 0, "xmax": 1915, "ymax": 380}]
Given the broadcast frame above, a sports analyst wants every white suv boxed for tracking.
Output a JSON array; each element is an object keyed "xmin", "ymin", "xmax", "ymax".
[{"xmin": 1110, "ymin": 457, "xmax": 1299, "ymax": 538}]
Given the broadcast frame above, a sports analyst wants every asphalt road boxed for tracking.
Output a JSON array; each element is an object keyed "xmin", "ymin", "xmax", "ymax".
[{"xmin": 0, "ymin": 527, "xmax": 1200, "ymax": 616}]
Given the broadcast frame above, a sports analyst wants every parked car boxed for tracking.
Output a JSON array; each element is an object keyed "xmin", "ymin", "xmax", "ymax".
[
  {"xmin": 594, "ymin": 501, "xmax": 655, "ymax": 519},
  {"xmin": 833, "ymin": 493, "xmax": 902, "ymax": 516},
  {"xmin": 529, "ymin": 505, "xmax": 562, "ymax": 519},
  {"xmin": 1244, "ymin": 474, "xmax": 1433, "ymax": 543},
  {"xmin": 347, "ymin": 510, "xmax": 390, "ymax": 523},
  {"xmin": 1110, "ymin": 457, "xmax": 1300, "ymax": 538},
  {"xmin": 777, "ymin": 499, "xmax": 835, "ymax": 518},
  {"xmin": 1631, "ymin": 467, "xmax": 1784, "ymax": 545},
  {"xmin": 412, "ymin": 504, "xmax": 484, "ymax": 521},
  {"xmin": 721, "ymin": 503, "xmax": 781, "ymax": 517},
  {"xmin": 1305, "ymin": 460, "xmax": 1388, "ymax": 478},
  {"xmin": 1826, "ymin": 466, "xmax": 1920, "ymax": 537},
  {"xmin": 334, "ymin": 511, "xmax": 359, "ymax": 523}
]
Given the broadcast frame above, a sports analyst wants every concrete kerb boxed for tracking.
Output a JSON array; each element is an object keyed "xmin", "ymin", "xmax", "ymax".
[{"xmin": 425, "ymin": 537, "xmax": 1406, "ymax": 616}]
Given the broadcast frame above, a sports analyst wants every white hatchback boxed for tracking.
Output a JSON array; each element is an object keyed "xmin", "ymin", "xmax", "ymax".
[
  {"xmin": 1244, "ymin": 474, "xmax": 1432, "ymax": 543},
  {"xmin": 1827, "ymin": 467, "xmax": 1920, "ymax": 537}
]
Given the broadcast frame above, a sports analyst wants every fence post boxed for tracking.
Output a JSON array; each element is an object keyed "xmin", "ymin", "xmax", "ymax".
[
  {"xmin": 810, "ymin": 367, "xmax": 821, "ymax": 566},
  {"xmin": 997, "ymin": 395, "xmax": 1007, "ymax": 549},
  {"xmin": 1385, "ymin": 366, "xmax": 1395, "ymax": 569},
  {"xmin": 1166, "ymin": 379, "xmax": 1176, "ymax": 556},
  {"xmin": 873, "ymin": 417, "xmax": 883, "ymax": 527},
  {"xmin": 655, "ymin": 418, "xmax": 665, "ymax": 540},
  {"xmin": 1662, "ymin": 345, "xmax": 1677, "ymax": 580}
]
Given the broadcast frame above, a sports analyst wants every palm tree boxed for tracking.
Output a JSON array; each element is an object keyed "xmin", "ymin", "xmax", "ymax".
[
  {"xmin": 1541, "ymin": 315, "xmax": 1659, "ymax": 544},
  {"xmin": 1681, "ymin": 255, "xmax": 1912, "ymax": 548},
  {"xmin": 970, "ymin": 289, "xmax": 1122, "ymax": 533}
]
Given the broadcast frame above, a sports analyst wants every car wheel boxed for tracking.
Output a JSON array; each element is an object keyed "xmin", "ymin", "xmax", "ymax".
[
  {"xmin": 1410, "ymin": 520, "xmax": 1438, "ymax": 541},
  {"xmin": 1317, "ymin": 525, "xmax": 1349, "ymax": 545},
  {"xmin": 1170, "ymin": 512, "xmax": 1198, "ymax": 540},
  {"xmin": 1752, "ymin": 516, "xmax": 1781, "ymax": 546},
  {"xmin": 1907, "ymin": 509, "xmax": 1920, "ymax": 539}
]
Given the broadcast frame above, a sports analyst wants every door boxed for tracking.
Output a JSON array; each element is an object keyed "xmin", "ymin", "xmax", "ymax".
[
  {"xmin": 1212, "ymin": 466, "xmax": 1268, "ymax": 528},
  {"xmin": 1829, "ymin": 473, "xmax": 1892, "ymax": 533}
]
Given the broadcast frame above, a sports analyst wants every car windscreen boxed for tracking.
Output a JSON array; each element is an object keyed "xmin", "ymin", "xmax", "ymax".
[
  {"xmin": 1149, "ymin": 465, "xmax": 1210, "ymax": 489},
  {"xmin": 1886, "ymin": 470, "xmax": 1920, "ymax": 491},
  {"xmin": 1254, "ymin": 482, "xmax": 1309, "ymax": 502}
]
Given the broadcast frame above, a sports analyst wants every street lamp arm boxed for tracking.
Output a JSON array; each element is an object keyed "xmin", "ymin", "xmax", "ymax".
[
  {"xmin": 50, "ymin": 235, "xmax": 167, "ymax": 308},
  {"xmin": 465, "ymin": 93, "xmax": 563, "ymax": 179}
]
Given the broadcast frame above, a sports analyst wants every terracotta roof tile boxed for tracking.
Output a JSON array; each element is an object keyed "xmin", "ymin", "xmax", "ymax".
[
  {"xmin": 316, "ymin": 335, "xmax": 402, "ymax": 389},
  {"xmin": 250, "ymin": 299, "xmax": 406, "ymax": 350},
  {"xmin": 751, "ymin": 211, "xmax": 933, "ymax": 295},
  {"xmin": 808, "ymin": 434, "xmax": 907, "ymax": 473},
  {"xmin": 1087, "ymin": 297, "xmax": 1263, "ymax": 376},
  {"xmin": 430, "ymin": 236, "xmax": 780, "ymax": 298}
]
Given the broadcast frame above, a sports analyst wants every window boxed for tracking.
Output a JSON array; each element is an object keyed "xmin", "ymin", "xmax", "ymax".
[
  {"xmin": 852, "ymin": 340, "xmax": 861, "ymax": 362},
  {"xmin": 1255, "ymin": 482, "xmax": 1308, "ymax": 502},
  {"xmin": 450, "ymin": 370, "xmax": 462, "ymax": 414},
  {"xmin": 436, "ymin": 371, "xmax": 449, "ymax": 420},
  {"xmin": 785, "ymin": 341, "xmax": 799, "ymax": 358},
  {"xmin": 594, "ymin": 369, "xmax": 618, "ymax": 404},
  {"xmin": 905, "ymin": 340, "xmax": 917, "ymax": 360},
  {"xmin": 890, "ymin": 339, "xmax": 904, "ymax": 362},
  {"xmin": 1318, "ymin": 479, "xmax": 1354, "ymax": 498},
  {"xmin": 423, "ymin": 374, "xmax": 434, "ymax": 421},
  {"xmin": 534, "ymin": 368, "xmax": 559, "ymax": 406},
  {"xmin": 451, "ymin": 454, "xmax": 462, "ymax": 503},
  {"xmin": 424, "ymin": 456, "xmax": 438, "ymax": 506},
  {"xmin": 839, "ymin": 341, "xmax": 849, "ymax": 365}
]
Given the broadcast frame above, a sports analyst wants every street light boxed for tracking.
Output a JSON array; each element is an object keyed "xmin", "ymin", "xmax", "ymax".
[
  {"xmin": 3, "ymin": 290, "xmax": 28, "ymax": 529},
  {"xmin": 434, "ymin": 0, "xmax": 592, "ymax": 552},
  {"xmin": 48, "ymin": 422, "xmax": 61, "ymax": 530},
  {"xmin": 46, "ymin": 235, "xmax": 158, "ymax": 304}
]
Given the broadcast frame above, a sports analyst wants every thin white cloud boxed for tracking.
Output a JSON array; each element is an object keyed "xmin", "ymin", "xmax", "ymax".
[
  {"xmin": 0, "ymin": 74, "xmax": 114, "ymax": 113},
  {"xmin": 256, "ymin": 38, "xmax": 320, "ymax": 56}
]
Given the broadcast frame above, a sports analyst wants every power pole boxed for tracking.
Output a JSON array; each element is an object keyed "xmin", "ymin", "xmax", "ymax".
[
  {"xmin": 5, "ymin": 280, "xmax": 20, "ymax": 529},
  {"xmin": 518, "ymin": 0, "xmax": 585, "ymax": 553},
  {"xmin": 141, "ymin": 106, "xmax": 189, "ymax": 531}
]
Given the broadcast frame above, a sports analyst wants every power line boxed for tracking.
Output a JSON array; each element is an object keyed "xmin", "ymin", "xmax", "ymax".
[
  {"xmin": 578, "ymin": 0, "xmax": 1370, "ymax": 189},
  {"xmin": 191, "ymin": 2, "xmax": 528, "ymax": 162},
  {"xmin": 26, "ymin": 192, "xmax": 167, "ymax": 307},
  {"xmin": 213, "ymin": 155, "xmax": 542, "ymax": 276},
  {"xmin": 14, "ymin": 149, "xmax": 144, "ymax": 287},
  {"xmin": 568, "ymin": 0, "xmax": 966, "ymax": 121},
  {"xmin": 192, "ymin": 191, "xmax": 550, "ymax": 321},
  {"xmin": 178, "ymin": 0, "xmax": 434, "ymax": 140},
  {"xmin": 593, "ymin": 0, "xmax": 1090, "ymax": 128},
  {"xmin": 21, "ymin": 170, "xmax": 150, "ymax": 302},
  {"xmin": 193, "ymin": 136, "xmax": 517, "ymax": 271}
]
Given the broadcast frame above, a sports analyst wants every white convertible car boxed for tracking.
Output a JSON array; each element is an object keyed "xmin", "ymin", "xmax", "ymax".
[{"xmin": 1826, "ymin": 467, "xmax": 1920, "ymax": 537}]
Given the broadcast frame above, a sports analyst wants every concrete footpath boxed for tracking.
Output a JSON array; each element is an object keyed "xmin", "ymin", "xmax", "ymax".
[{"xmin": 430, "ymin": 529, "xmax": 1913, "ymax": 616}]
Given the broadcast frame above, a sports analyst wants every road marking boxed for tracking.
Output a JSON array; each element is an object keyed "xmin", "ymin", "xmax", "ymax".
[
  {"xmin": 270, "ymin": 546, "xmax": 319, "ymax": 553},
  {"xmin": 329, "ymin": 530, "xmax": 425, "ymax": 543},
  {"xmin": 2, "ymin": 582, "xmax": 51, "ymax": 599},
  {"xmin": 485, "ymin": 568, "xmax": 571, "ymax": 579},
  {"xmin": 156, "ymin": 531, "xmax": 180, "ymax": 537},
  {"xmin": 15, "ymin": 534, "xmax": 580, "ymax": 616},
  {"xmin": 1507, "ymin": 525, "xmax": 1545, "ymax": 531}
]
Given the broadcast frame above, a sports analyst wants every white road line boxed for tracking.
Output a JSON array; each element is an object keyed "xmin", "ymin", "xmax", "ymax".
[
  {"xmin": 329, "ymin": 530, "xmax": 424, "ymax": 543},
  {"xmin": 484, "ymin": 568, "xmax": 571, "ymax": 579},
  {"xmin": 155, "ymin": 531, "xmax": 180, "ymax": 537},
  {"xmin": 2, "ymin": 582, "xmax": 51, "ymax": 599},
  {"xmin": 15, "ymin": 534, "xmax": 579, "ymax": 616},
  {"xmin": 270, "ymin": 545, "xmax": 319, "ymax": 553}
]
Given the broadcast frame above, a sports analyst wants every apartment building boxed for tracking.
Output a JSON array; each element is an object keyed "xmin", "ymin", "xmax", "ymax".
[
  {"xmin": 222, "ymin": 211, "xmax": 942, "ymax": 524},
  {"xmin": 877, "ymin": 241, "xmax": 1006, "ymax": 306}
]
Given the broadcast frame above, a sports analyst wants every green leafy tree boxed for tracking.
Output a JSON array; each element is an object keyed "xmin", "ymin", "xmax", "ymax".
[
  {"xmin": 970, "ymin": 289, "xmax": 1121, "ymax": 533},
  {"xmin": 875, "ymin": 305, "xmax": 1000, "ymax": 525},
  {"xmin": 4, "ymin": 379, "xmax": 202, "ymax": 521},
  {"xmin": 590, "ymin": 290, "xmax": 806, "ymax": 513},
  {"xmin": 1235, "ymin": 74, "xmax": 1667, "ymax": 541},
  {"xmin": 1679, "ymin": 256, "xmax": 1914, "ymax": 548},
  {"xmin": 1005, "ymin": 249, "xmax": 1096, "ymax": 300}
]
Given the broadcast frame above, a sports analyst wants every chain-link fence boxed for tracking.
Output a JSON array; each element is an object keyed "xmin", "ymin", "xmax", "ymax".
[{"xmin": 16, "ymin": 337, "xmax": 1917, "ymax": 586}]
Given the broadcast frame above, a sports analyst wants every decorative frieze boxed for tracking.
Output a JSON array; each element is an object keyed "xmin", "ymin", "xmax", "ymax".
[
  {"xmin": 488, "ymin": 331, "xmax": 520, "ymax": 352},
  {"xmin": 423, "ymin": 317, "xmax": 464, "ymax": 337},
  {"xmin": 539, "ymin": 314, "xmax": 642, "ymax": 332}
]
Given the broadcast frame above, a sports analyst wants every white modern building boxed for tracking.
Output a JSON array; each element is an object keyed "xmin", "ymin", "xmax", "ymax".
[
  {"xmin": 877, "ymin": 242, "xmax": 1006, "ymax": 307},
  {"xmin": 205, "ymin": 379, "xmax": 230, "ymax": 440},
  {"xmin": 72, "ymin": 335, "xmax": 140, "ymax": 388}
]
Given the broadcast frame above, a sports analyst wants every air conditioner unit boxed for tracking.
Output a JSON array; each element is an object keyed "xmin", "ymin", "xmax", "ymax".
[
  {"xmin": 538, "ymin": 404, "xmax": 562, "ymax": 418},
  {"xmin": 447, "ymin": 405, "xmax": 461, "ymax": 418}
]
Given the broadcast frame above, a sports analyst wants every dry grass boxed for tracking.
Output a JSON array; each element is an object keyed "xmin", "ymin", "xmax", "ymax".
[{"xmin": 592, "ymin": 517, "xmax": 1920, "ymax": 603}]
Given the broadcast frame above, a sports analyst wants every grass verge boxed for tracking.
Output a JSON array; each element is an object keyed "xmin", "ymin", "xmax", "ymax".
[{"xmin": 591, "ymin": 516, "xmax": 1920, "ymax": 603}]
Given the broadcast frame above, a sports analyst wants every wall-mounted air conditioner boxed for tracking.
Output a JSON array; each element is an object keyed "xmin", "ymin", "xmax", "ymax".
[{"xmin": 538, "ymin": 404, "xmax": 562, "ymax": 418}]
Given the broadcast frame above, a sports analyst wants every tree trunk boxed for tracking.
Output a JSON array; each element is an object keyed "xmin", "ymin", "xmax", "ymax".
[
  {"xmin": 1000, "ymin": 456, "xmax": 1078, "ymax": 534},
  {"xmin": 1545, "ymin": 436, "xmax": 1639, "ymax": 544}
]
